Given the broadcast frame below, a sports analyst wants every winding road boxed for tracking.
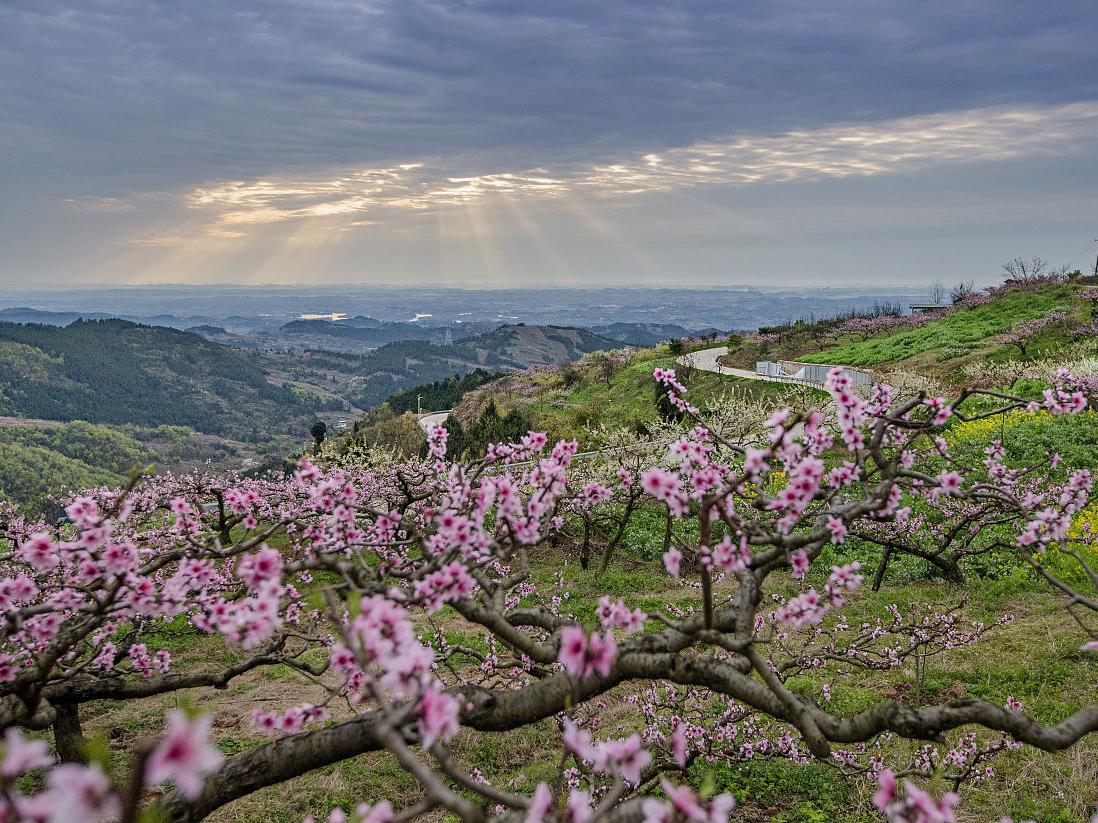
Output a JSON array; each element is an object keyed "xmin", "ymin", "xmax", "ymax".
[
  {"xmin": 417, "ymin": 410, "xmax": 452, "ymax": 434},
  {"xmin": 677, "ymin": 345, "xmax": 822, "ymax": 387}
]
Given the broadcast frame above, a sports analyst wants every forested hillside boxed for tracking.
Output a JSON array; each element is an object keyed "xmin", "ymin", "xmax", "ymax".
[
  {"xmin": 287, "ymin": 323, "xmax": 620, "ymax": 410},
  {"xmin": 0, "ymin": 320, "xmax": 622, "ymax": 508},
  {"xmin": 0, "ymin": 420, "xmax": 243, "ymax": 515},
  {"xmin": 385, "ymin": 368, "xmax": 504, "ymax": 413},
  {"xmin": 0, "ymin": 320, "xmax": 322, "ymax": 439},
  {"xmin": 588, "ymin": 322, "xmax": 720, "ymax": 346}
]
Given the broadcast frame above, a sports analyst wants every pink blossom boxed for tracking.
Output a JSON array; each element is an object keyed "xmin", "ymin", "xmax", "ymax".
[
  {"xmin": 586, "ymin": 631, "xmax": 617, "ymax": 679},
  {"xmin": 873, "ymin": 770, "xmax": 897, "ymax": 812},
  {"xmin": 1, "ymin": 728, "xmax": 53, "ymax": 777},
  {"xmin": 874, "ymin": 771, "xmax": 959, "ymax": 823},
  {"xmin": 427, "ymin": 425, "xmax": 448, "ymax": 460},
  {"xmin": 237, "ymin": 546, "xmax": 283, "ymax": 588},
  {"xmin": 663, "ymin": 547, "xmax": 682, "ymax": 578},
  {"xmin": 597, "ymin": 596, "xmax": 647, "ymax": 634},
  {"xmin": 558, "ymin": 625, "xmax": 588, "ymax": 678},
  {"xmin": 790, "ymin": 549, "xmax": 810, "ymax": 581},
  {"xmin": 525, "ymin": 783, "xmax": 553, "ymax": 823},
  {"xmin": 826, "ymin": 515, "xmax": 847, "ymax": 544},
  {"xmin": 419, "ymin": 687, "xmax": 460, "ymax": 749},
  {"xmin": 937, "ymin": 471, "xmax": 963, "ymax": 496},
  {"xmin": 146, "ymin": 710, "xmax": 224, "ymax": 799},
  {"xmin": 19, "ymin": 532, "xmax": 58, "ymax": 571},
  {"xmin": 671, "ymin": 722, "xmax": 688, "ymax": 768},
  {"xmin": 557, "ymin": 627, "xmax": 616, "ymax": 680},
  {"xmin": 567, "ymin": 789, "xmax": 593, "ymax": 823},
  {"xmin": 44, "ymin": 762, "xmax": 120, "ymax": 822}
]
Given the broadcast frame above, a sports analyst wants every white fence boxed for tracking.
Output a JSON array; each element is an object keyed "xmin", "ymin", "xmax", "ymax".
[{"xmin": 755, "ymin": 361, "xmax": 871, "ymax": 387}]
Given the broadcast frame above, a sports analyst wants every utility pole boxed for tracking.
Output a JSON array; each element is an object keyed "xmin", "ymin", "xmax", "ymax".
[
  {"xmin": 1093, "ymin": 238, "xmax": 1098, "ymax": 278},
  {"xmin": 417, "ymin": 394, "xmax": 422, "ymax": 415}
]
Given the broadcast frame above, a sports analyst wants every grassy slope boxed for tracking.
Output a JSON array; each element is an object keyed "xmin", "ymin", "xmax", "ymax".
[
  {"xmin": 797, "ymin": 285, "xmax": 1076, "ymax": 368},
  {"xmin": 458, "ymin": 343, "xmax": 809, "ymax": 447}
]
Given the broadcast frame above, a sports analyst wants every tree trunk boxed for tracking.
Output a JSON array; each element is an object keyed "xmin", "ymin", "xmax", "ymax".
[
  {"xmin": 53, "ymin": 703, "xmax": 87, "ymax": 763},
  {"xmin": 872, "ymin": 546, "xmax": 892, "ymax": 592}
]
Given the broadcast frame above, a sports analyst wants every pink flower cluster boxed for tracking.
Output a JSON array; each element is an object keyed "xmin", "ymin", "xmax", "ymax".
[
  {"xmin": 642, "ymin": 780, "xmax": 736, "ymax": 823},
  {"xmin": 827, "ymin": 367, "xmax": 870, "ymax": 450},
  {"xmin": 653, "ymin": 367, "xmax": 698, "ymax": 416},
  {"xmin": 251, "ymin": 703, "xmax": 330, "ymax": 735},
  {"xmin": 596, "ymin": 596, "xmax": 647, "ymax": 634},
  {"xmin": 557, "ymin": 626, "xmax": 617, "ymax": 680},
  {"xmin": 328, "ymin": 595, "xmax": 462, "ymax": 750},
  {"xmin": 774, "ymin": 562, "xmax": 863, "ymax": 629},
  {"xmin": 427, "ymin": 424, "xmax": 448, "ymax": 460},
  {"xmin": 0, "ymin": 711, "xmax": 221, "ymax": 818},
  {"xmin": 563, "ymin": 720, "xmax": 651, "ymax": 784},
  {"xmin": 873, "ymin": 770, "xmax": 959, "ymax": 823}
]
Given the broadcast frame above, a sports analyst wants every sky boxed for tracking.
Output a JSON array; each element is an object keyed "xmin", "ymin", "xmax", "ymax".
[{"xmin": 1, "ymin": 0, "xmax": 1097, "ymax": 289}]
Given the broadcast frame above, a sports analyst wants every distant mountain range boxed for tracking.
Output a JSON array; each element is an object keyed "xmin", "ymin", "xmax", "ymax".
[
  {"xmin": 587, "ymin": 322, "xmax": 721, "ymax": 346},
  {"xmin": 1, "ymin": 284, "xmax": 935, "ymax": 336},
  {"xmin": 278, "ymin": 317, "xmax": 491, "ymax": 347},
  {"xmin": 0, "ymin": 307, "xmax": 268, "ymax": 333}
]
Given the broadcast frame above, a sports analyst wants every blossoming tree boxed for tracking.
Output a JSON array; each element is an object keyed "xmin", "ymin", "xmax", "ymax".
[{"xmin": 1, "ymin": 368, "xmax": 1096, "ymax": 823}]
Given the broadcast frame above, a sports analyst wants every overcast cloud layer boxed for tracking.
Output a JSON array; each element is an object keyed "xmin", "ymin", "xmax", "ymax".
[{"xmin": 1, "ymin": 0, "xmax": 1096, "ymax": 288}]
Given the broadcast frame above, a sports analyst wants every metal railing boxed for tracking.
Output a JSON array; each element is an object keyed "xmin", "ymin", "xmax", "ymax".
[{"xmin": 755, "ymin": 361, "xmax": 871, "ymax": 387}]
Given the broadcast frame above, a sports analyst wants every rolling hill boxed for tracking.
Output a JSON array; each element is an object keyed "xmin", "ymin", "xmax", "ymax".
[
  {"xmin": 0, "ymin": 319, "xmax": 323, "ymax": 439},
  {"xmin": 319, "ymin": 324, "xmax": 622, "ymax": 410},
  {"xmin": 588, "ymin": 322, "xmax": 721, "ymax": 346}
]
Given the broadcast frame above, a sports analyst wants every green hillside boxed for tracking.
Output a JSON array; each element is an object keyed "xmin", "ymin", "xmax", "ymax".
[
  {"xmin": 798, "ymin": 284, "xmax": 1076, "ymax": 368},
  {"xmin": 0, "ymin": 420, "xmax": 249, "ymax": 515},
  {"xmin": 0, "ymin": 421, "xmax": 151, "ymax": 515},
  {"xmin": 448, "ymin": 342, "xmax": 815, "ymax": 448},
  {"xmin": 441, "ymin": 279, "xmax": 1098, "ymax": 455},
  {"xmin": 0, "ymin": 319, "xmax": 320, "ymax": 439}
]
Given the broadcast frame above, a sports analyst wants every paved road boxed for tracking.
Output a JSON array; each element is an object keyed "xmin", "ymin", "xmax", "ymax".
[
  {"xmin": 417, "ymin": 410, "xmax": 452, "ymax": 434},
  {"xmin": 678, "ymin": 346, "xmax": 816, "ymax": 387}
]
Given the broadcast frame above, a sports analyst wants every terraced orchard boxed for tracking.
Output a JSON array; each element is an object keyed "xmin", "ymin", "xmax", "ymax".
[{"xmin": 3, "ymin": 277, "xmax": 1098, "ymax": 823}]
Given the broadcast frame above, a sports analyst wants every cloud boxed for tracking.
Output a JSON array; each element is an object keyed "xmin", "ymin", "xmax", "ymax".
[
  {"xmin": 3, "ymin": 0, "xmax": 1097, "ymax": 197},
  {"xmin": 61, "ymin": 196, "xmax": 134, "ymax": 213},
  {"xmin": 126, "ymin": 235, "xmax": 189, "ymax": 247},
  {"xmin": 178, "ymin": 100, "xmax": 1098, "ymax": 231}
]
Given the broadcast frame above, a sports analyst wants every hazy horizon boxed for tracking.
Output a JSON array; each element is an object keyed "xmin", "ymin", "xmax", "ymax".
[{"xmin": 0, "ymin": 281, "xmax": 938, "ymax": 294}]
